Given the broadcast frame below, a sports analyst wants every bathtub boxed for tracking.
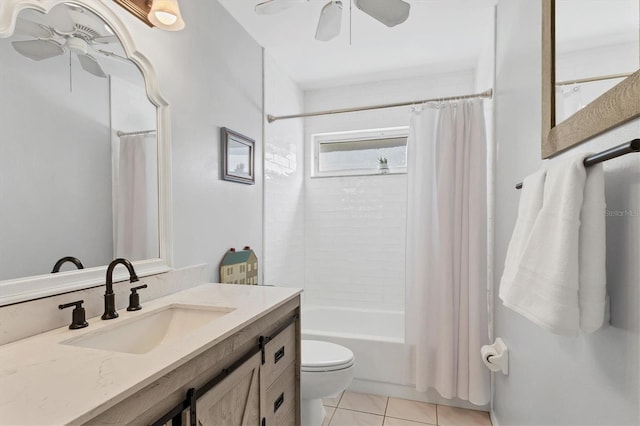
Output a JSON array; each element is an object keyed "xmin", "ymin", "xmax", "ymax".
[{"xmin": 302, "ymin": 305, "xmax": 413, "ymax": 386}]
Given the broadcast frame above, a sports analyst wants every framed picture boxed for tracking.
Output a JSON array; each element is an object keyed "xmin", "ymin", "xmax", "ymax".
[{"xmin": 221, "ymin": 127, "xmax": 255, "ymax": 185}]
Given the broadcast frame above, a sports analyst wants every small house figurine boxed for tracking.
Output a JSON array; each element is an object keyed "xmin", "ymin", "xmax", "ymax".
[
  {"xmin": 220, "ymin": 246, "xmax": 258, "ymax": 285},
  {"xmin": 378, "ymin": 156, "xmax": 389, "ymax": 174}
]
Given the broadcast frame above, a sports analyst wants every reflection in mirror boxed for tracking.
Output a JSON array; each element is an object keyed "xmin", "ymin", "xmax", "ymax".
[
  {"xmin": 0, "ymin": 3, "xmax": 159, "ymax": 282},
  {"xmin": 555, "ymin": 0, "xmax": 640, "ymax": 123}
]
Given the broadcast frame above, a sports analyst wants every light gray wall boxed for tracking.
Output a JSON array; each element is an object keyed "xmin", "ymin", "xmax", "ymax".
[
  {"xmin": 0, "ymin": 36, "xmax": 113, "ymax": 280},
  {"xmin": 110, "ymin": 0, "xmax": 264, "ymax": 282},
  {"xmin": 493, "ymin": 1, "xmax": 639, "ymax": 425}
]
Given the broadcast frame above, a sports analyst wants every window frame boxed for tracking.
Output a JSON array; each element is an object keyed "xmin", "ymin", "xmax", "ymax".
[{"xmin": 311, "ymin": 126, "xmax": 409, "ymax": 178}]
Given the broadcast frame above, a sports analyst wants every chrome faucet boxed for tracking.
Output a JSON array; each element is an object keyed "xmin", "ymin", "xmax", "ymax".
[
  {"xmin": 102, "ymin": 258, "xmax": 139, "ymax": 320},
  {"xmin": 51, "ymin": 256, "xmax": 84, "ymax": 273}
]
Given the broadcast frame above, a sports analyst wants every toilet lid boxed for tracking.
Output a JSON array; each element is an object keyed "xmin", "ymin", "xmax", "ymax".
[{"xmin": 301, "ymin": 340, "xmax": 354, "ymax": 372}]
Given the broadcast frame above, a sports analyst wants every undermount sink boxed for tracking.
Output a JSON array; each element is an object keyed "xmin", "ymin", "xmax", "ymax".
[{"xmin": 62, "ymin": 304, "xmax": 235, "ymax": 355}]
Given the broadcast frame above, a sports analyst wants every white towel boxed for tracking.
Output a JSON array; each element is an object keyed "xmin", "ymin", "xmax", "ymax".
[
  {"xmin": 579, "ymin": 162, "xmax": 608, "ymax": 332},
  {"xmin": 499, "ymin": 154, "xmax": 607, "ymax": 335},
  {"xmin": 499, "ymin": 169, "xmax": 547, "ymax": 291}
]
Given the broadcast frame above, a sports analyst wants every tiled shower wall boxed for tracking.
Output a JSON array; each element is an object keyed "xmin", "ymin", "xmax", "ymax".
[
  {"xmin": 303, "ymin": 71, "xmax": 476, "ymax": 311},
  {"xmin": 305, "ymin": 174, "xmax": 407, "ymax": 310},
  {"xmin": 264, "ymin": 58, "xmax": 486, "ymax": 311},
  {"xmin": 263, "ymin": 55, "xmax": 306, "ymax": 289}
]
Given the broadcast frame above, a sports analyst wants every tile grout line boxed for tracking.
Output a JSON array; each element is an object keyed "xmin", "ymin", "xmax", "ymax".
[
  {"xmin": 384, "ymin": 414, "xmax": 436, "ymax": 426},
  {"xmin": 333, "ymin": 407, "xmax": 386, "ymax": 416},
  {"xmin": 327, "ymin": 405, "xmax": 337, "ymax": 426}
]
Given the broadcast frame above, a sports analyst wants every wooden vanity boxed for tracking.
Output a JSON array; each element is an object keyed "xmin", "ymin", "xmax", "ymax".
[{"xmin": 0, "ymin": 284, "xmax": 301, "ymax": 425}]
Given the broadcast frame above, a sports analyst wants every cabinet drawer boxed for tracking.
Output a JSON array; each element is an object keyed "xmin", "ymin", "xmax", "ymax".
[
  {"xmin": 262, "ymin": 322, "xmax": 296, "ymax": 387},
  {"xmin": 264, "ymin": 362, "xmax": 296, "ymax": 426}
]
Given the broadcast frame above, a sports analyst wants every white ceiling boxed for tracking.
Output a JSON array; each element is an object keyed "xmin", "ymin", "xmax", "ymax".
[{"xmin": 218, "ymin": 0, "xmax": 497, "ymax": 90}]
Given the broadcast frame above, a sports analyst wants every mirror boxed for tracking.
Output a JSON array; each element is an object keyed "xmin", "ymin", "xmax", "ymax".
[
  {"xmin": 0, "ymin": 0, "xmax": 172, "ymax": 305},
  {"xmin": 542, "ymin": 0, "xmax": 640, "ymax": 157},
  {"xmin": 555, "ymin": 0, "xmax": 639, "ymax": 124}
]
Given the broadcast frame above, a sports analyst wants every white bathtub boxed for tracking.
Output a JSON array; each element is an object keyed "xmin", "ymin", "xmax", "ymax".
[{"xmin": 302, "ymin": 305, "xmax": 413, "ymax": 386}]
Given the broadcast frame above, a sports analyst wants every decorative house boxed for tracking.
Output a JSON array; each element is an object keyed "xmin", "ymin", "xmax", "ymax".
[{"xmin": 219, "ymin": 246, "xmax": 258, "ymax": 285}]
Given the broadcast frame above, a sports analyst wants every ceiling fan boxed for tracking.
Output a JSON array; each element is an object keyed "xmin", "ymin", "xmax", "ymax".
[
  {"xmin": 255, "ymin": 0, "xmax": 411, "ymax": 41},
  {"xmin": 11, "ymin": 4, "xmax": 120, "ymax": 78}
]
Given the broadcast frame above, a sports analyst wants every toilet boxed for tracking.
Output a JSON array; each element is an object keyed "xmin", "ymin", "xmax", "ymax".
[{"xmin": 301, "ymin": 340, "xmax": 355, "ymax": 426}]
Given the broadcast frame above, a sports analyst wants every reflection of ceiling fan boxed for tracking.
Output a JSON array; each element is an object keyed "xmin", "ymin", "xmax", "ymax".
[
  {"xmin": 255, "ymin": 0, "xmax": 411, "ymax": 41},
  {"xmin": 11, "ymin": 4, "xmax": 119, "ymax": 78}
]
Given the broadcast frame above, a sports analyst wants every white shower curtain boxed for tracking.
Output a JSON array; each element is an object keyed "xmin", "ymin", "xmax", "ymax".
[
  {"xmin": 113, "ymin": 133, "xmax": 154, "ymax": 260},
  {"xmin": 405, "ymin": 99, "xmax": 490, "ymax": 406}
]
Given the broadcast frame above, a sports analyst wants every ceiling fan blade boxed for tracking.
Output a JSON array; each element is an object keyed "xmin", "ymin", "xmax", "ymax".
[
  {"xmin": 12, "ymin": 39, "xmax": 64, "ymax": 61},
  {"xmin": 315, "ymin": 1, "xmax": 342, "ymax": 41},
  {"xmin": 91, "ymin": 35, "xmax": 119, "ymax": 45},
  {"xmin": 47, "ymin": 4, "xmax": 76, "ymax": 33},
  {"xmin": 255, "ymin": 0, "xmax": 305, "ymax": 15},
  {"xmin": 14, "ymin": 17, "xmax": 52, "ymax": 38},
  {"xmin": 354, "ymin": 0, "xmax": 410, "ymax": 27},
  {"xmin": 77, "ymin": 53, "xmax": 107, "ymax": 78},
  {"xmin": 97, "ymin": 49, "xmax": 129, "ymax": 63}
]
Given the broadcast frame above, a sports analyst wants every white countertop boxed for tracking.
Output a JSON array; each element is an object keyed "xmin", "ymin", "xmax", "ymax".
[{"xmin": 0, "ymin": 283, "xmax": 301, "ymax": 425}]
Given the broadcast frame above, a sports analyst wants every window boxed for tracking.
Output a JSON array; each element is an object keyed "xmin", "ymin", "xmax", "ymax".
[
  {"xmin": 312, "ymin": 127, "xmax": 408, "ymax": 177},
  {"xmin": 240, "ymin": 265, "xmax": 245, "ymax": 273}
]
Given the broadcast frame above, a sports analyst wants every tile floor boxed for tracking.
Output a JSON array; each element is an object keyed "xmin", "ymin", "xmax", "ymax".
[{"xmin": 321, "ymin": 391, "xmax": 492, "ymax": 426}]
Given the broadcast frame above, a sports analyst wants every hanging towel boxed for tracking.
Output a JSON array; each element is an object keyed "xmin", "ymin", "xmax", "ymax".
[
  {"xmin": 499, "ymin": 154, "xmax": 607, "ymax": 335},
  {"xmin": 579, "ymin": 162, "xmax": 608, "ymax": 332},
  {"xmin": 499, "ymin": 169, "xmax": 547, "ymax": 292}
]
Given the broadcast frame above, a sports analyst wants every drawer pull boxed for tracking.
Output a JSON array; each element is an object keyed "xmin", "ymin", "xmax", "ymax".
[
  {"xmin": 274, "ymin": 346, "xmax": 285, "ymax": 363},
  {"xmin": 274, "ymin": 393, "xmax": 284, "ymax": 413}
]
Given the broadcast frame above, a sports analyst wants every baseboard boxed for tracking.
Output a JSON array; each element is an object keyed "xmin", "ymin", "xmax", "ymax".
[{"xmin": 347, "ymin": 378, "xmax": 490, "ymax": 412}]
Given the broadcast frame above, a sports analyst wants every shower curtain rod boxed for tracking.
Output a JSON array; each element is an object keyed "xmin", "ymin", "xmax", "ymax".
[
  {"xmin": 117, "ymin": 129, "xmax": 156, "ymax": 137},
  {"xmin": 556, "ymin": 72, "xmax": 633, "ymax": 87},
  {"xmin": 515, "ymin": 139, "xmax": 640, "ymax": 189},
  {"xmin": 266, "ymin": 88, "xmax": 493, "ymax": 123}
]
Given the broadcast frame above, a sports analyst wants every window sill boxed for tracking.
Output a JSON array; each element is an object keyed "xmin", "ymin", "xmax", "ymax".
[{"xmin": 311, "ymin": 169, "xmax": 407, "ymax": 179}]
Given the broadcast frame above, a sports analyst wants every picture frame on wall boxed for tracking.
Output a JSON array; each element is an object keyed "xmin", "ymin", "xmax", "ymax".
[{"xmin": 221, "ymin": 127, "xmax": 255, "ymax": 185}]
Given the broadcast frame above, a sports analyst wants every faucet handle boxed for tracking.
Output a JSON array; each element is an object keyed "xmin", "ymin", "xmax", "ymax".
[
  {"xmin": 127, "ymin": 284, "xmax": 148, "ymax": 311},
  {"xmin": 58, "ymin": 300, "xmax": 89, "ymax": 329}
]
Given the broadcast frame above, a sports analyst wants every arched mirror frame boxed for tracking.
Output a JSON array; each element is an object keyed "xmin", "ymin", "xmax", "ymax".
[
  {"xmin": 0, "ymin": 0, "xmax": 173, "ymax": 305},
  {"xmin": 542, "ymin": 0, "xmax": 640, "ymax": 158}
]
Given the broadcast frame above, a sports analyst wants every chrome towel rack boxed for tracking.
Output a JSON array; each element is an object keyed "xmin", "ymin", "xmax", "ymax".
[{"xmin": 515, "ymin": 139, "xmax": 640, "ymax": 189}]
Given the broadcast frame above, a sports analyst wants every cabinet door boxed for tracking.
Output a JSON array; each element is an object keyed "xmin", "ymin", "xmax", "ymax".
[
  {"xmin": 262, "ymin": 362, "xmax": 296, "ymax": 426},
  {"xmin": 261, "ymin": 323, "xmax": 296, "ymax": 389},
  {"xmin": 183, "ymin": 352, "xmax": 261, "ymax": 426}
]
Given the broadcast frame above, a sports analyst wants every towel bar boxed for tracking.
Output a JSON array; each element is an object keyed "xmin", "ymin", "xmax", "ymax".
[{"xmin": 515, "ymin": 139, "xmax": 640, "ymax": 189}]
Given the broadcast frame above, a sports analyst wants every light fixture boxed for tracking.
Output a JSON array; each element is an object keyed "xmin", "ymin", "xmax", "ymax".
[
  {"xmin": 315, "ymin": 1, "xmax": 342, "ymax": 41},
  {"xmin": 147, "ymin": 0, "xmax": 185, "ymax": 31}
]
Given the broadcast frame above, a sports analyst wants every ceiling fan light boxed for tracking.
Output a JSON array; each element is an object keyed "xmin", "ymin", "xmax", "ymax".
[
  {"xmin": 66, "ymin": 37, "xmax": 88, "ymax": 55},
  {"xmin": 315, "ymin": 1, "xmax": 342, "ymax": 42},
  {"xmin": 354, "ymin": 0, "xmax": 410, "ymax": 27},
  {"xmin": 148, "ymin": 0, "xmax": 185, "ymax": 31}
]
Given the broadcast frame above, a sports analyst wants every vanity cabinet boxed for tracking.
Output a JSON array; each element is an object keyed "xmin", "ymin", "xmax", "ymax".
[
  {"xmin": 261, "ymin": 323, "xmax": 297, "ymax": 426},
  {"xmin": 86, "ymin": 296, "xmax": 300, "ymax": 426},
  {"xmin": 181, "ymin": 352, "xmax": 262, "ymax": 425}
]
